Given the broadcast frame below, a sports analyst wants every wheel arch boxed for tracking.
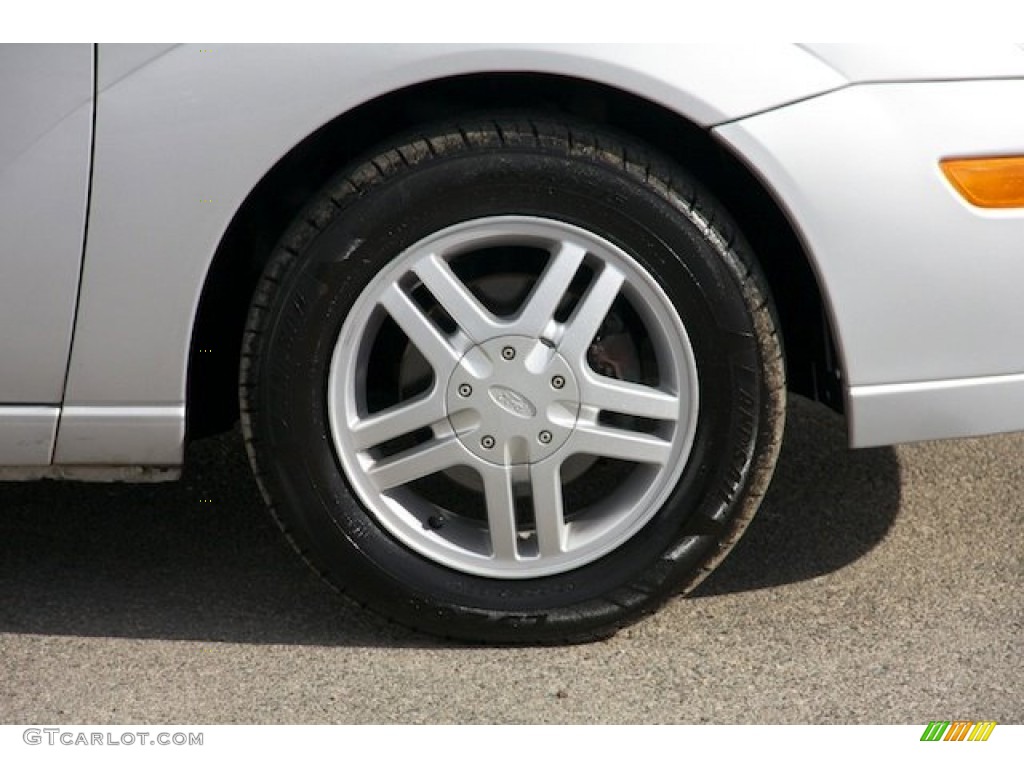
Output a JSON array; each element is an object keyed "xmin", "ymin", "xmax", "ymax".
[{"xmin": 188, "ymin": 72, "xmax": 842, "ymax": 439}]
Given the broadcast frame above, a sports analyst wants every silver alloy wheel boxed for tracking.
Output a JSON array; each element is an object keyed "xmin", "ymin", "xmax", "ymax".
[{"xmin": 328, "ymin": 216, "xmax": 699, "ymax": 578}]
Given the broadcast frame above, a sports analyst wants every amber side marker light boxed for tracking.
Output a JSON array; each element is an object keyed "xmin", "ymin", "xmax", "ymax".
[{"xmin": 941, "ymin": 156, "xmax": 1024, "ymax": 208}]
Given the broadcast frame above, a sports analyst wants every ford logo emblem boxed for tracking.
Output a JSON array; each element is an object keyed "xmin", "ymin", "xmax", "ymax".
[{"xmin": 488, "ymin": 386, "xmax": 537, "ymax": 418}]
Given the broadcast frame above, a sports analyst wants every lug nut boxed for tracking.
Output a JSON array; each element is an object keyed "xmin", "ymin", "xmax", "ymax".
[
  {"xmin": 481, "ymin": 435, "xmax": 496, "ymax": 449},
  {"xmin": 458, "ymin": 383, "xmax": 472, "ymax": 397},
  {"xmin": 501, "ymin": 346, "xmax": 516, "ymax": 360},
  {"xmin": 551, "ymin": 375, "xmax": 565, "ymax": 390},
  {"xmin": 538, "ymin": 430, "xmax": 553, "ymax": 444}
]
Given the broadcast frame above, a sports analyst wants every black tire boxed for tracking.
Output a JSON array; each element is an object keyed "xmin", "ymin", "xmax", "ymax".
[{"xmin": 240, "ymin": 116, "xmax": 785, "ymax": 644}]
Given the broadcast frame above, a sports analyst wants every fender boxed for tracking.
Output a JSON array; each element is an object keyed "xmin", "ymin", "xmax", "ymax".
[{"xmin": 55, "ymin": 43, "xmax": 845, "ymax": 464}]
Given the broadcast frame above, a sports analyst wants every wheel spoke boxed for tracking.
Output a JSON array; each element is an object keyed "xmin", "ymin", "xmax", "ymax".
[
  {"xmin": 379, "ymin": 283, "xmax": 464, "ymax": 374},
  {"xmin": 512, "ymin": 240, "xmax": 588, "ymax": 337},
  {"xmin": 413, "ymin": 253, "xmax": 500, "ymax": 342},
  {"xmin": 558, "ymin": 263, "xmax": 624, "ymax": 363},
  {"xmin": 530, "ymin": 461, "xmax": 566, "ymax": 556},
  {"xmin": 349, "ymin": 389, "xmax": 448, "ymax": 451},
  {"xmin": 567, "ymin": 422, "xmax": 672, "ymax": 465},
  {"xmin": 480, "ymin": 464, "xmax": 519, "ymax": 561},
  {"xmin": 366, "ymin": 436, "xmax": 466, "ymax": 491},
  {"xmin": 580, "ymin": 376, "xmax": 680, "ymax": 422}
]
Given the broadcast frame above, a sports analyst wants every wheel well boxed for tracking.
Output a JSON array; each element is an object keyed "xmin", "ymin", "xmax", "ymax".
[{"xmin": 187, "ymin": 73, "xmax": 842, "ymax": 440}]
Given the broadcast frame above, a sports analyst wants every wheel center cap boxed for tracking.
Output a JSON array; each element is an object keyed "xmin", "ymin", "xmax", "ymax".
[{"xmin": 446, "ymin": 336, "xmax": 580, "ymax": 465}]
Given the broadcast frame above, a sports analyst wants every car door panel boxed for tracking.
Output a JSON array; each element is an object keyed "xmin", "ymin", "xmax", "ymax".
[{"xmin": 0, "ymin": 44, "xmax": 93, "ymax": 463}]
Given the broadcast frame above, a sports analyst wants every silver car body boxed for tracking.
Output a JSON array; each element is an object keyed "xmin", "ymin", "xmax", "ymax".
[{"xmin": 3, "ymin": 43, "xmax": 1024, "ymax": 475}]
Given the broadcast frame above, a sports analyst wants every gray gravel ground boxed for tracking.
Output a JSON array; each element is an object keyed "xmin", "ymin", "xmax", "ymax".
[{"xmin": 1, "ymin": 396, "xmax": 1020, "ymax": 723}]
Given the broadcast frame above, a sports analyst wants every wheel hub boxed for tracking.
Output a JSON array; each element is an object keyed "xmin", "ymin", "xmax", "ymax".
[{"xmin": 446, "ymin": 336, "xmax": 580, "ymax": 465}]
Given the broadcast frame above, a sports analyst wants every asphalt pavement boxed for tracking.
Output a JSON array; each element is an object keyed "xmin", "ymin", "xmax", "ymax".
[{"xmin": 1, "ymin": 396, "xmax": 1020, "ymax": 723}]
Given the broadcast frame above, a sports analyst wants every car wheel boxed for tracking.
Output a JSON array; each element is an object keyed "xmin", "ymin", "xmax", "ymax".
[{"xmin": 240, "ymin": 116, "xmax": 785, "ymax": 643}]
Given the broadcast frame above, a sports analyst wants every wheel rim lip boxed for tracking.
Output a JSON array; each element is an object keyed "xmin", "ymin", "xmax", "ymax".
[{"xmin": 327, "ymin": 215, "xmax": 699, "ymax": 579}]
